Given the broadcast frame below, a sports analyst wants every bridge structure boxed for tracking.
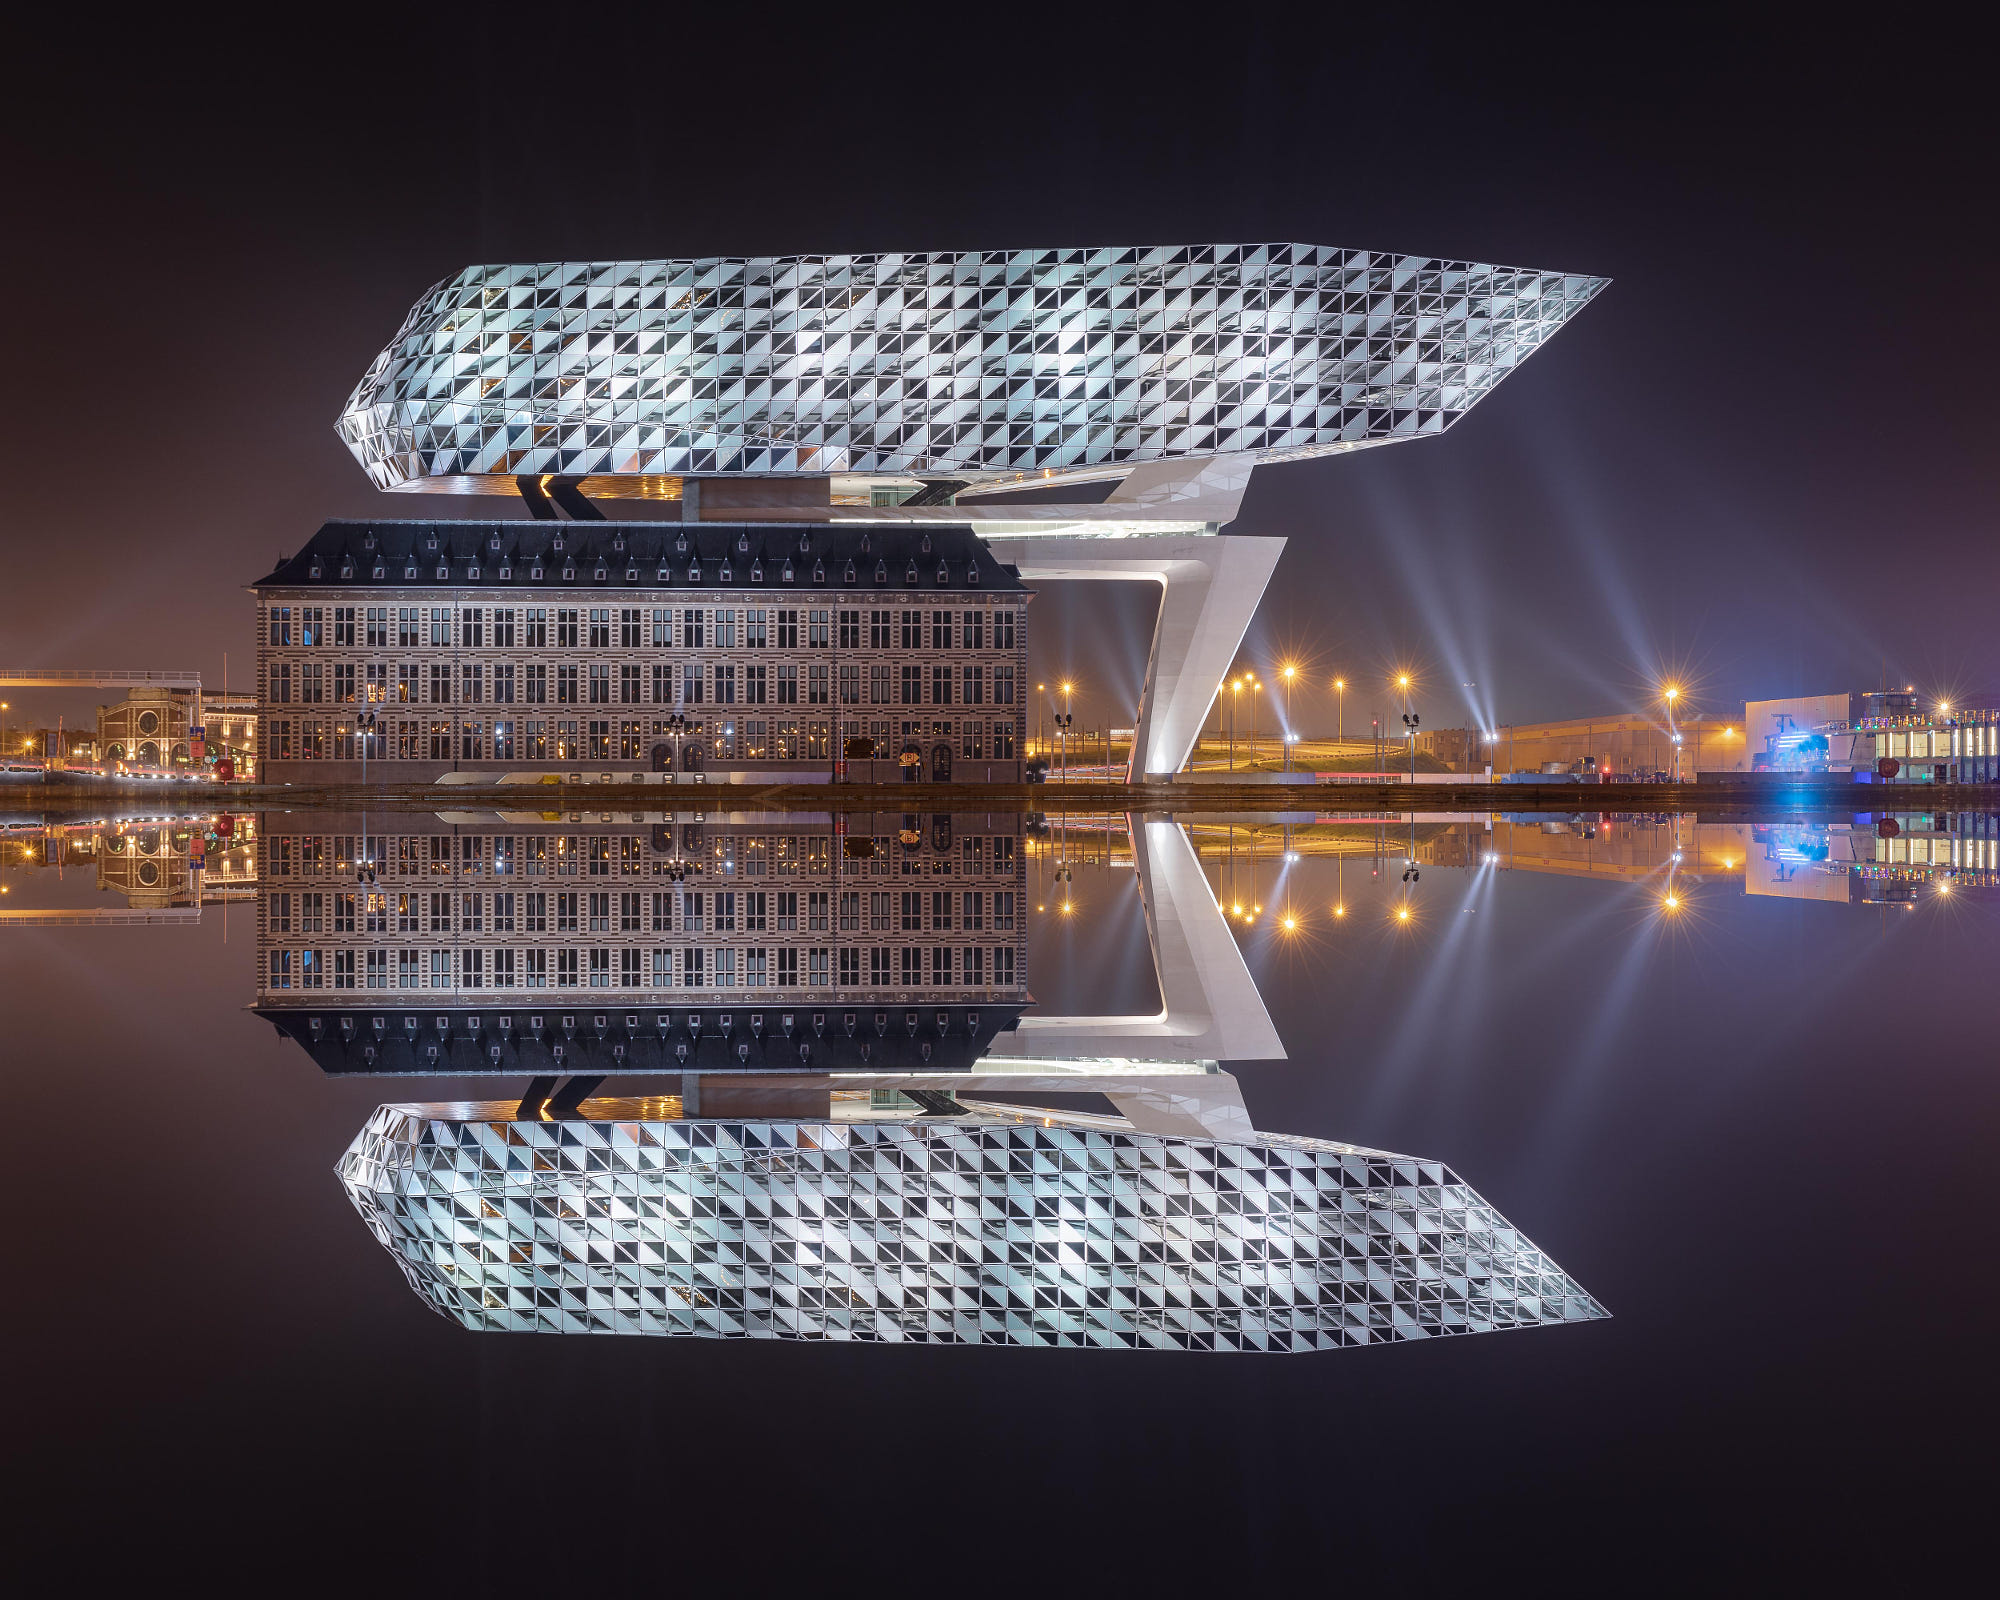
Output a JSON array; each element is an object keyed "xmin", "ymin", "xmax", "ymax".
[{"xmin": 0, "ymin": 669, "xmax": 203, "ymax": 689}]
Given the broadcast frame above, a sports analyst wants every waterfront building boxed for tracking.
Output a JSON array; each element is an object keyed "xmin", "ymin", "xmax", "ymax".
[
  {"xmin": 1745, "ymin": 692, "xmax": 1999, "ymax": 783},
  {"xmin": 96, "ymin": 689, "xmax": 257, "ymax": 774},
  {"xmin": 331, "ymin": 245, "xmax": 1605, "ymax": 778},
  {"xmin": 251, "ymin": 522, "xmax": 1026, "ymax": 785}
]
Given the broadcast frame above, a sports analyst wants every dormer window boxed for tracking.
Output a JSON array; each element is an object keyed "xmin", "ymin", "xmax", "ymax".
[
  {"xmin": 499, "ymin": 565, "xmax": 512, "ymax": 580},
  {"xmin": 874, "ymin": 561, "xmax": 888, "ymax": 584},
  {"xmin": 405, "ymin": 565, "xmax": 418, "ymax": 579},
  {"xmin": 905, "ymin": 563, "xmax": 919, "ymax": 586},
  {"xmin": 363, "ymin": 532, "xmax": 377, "ymax": 551},
  {"xmin": 750, "ymin": 560, "xmax": 764, "ymax": 583},
  {"xmin": 842, "ymin": 561, "xmax": 856, "ymax": 584},
  {"xmin": 467, "ymin": 564, "xmax": 481, "ymax": 580},
  {"xmin": 859, "ymin": 532, "xmax": 871, "ymax": 554},
  {"xmin": 780, "ymin": 562, "xmax": 794, "ymax": 583},
  {"xmin": 719, "ymin": 563, "xmax": 733, "ymax": 583},
  {"xmin": 736, "ymin": 534, "xmax": 749, "ymax": 553},
  {"xmin": 374, "ymin": 563, "xmax": 386, "ymax": 580},
  {"xmin": 612, "ymin": 535, "xmax": 626, "ymax": 553},
  {"xmin": 562, "ymin": 565, "xmax": 576, "ymax": 581},
  {"xmin": 967, "ymin": 563, "xmax": 980, "ymax": 586},
  {"xmin": 920, "ymin": 533, "xmax": 932, "ymax": 555},
  {"xmin": 687, "ymin": 562, "xmax": 701, "ymax": 582},
  {"xmin": 625, "ymin": 566, "xmax": 638, "ymax": 582},
  {"xmin": 552, "ymin": 535, "xmax": 565, "ymax": 552},
  {"xmin": 675, "ymin": 535, "xmax": 688, "ymax": 554},
  {"xmin": 937, "ymin": 562, "xmax": 950, "ymax": 584},
  {"xmin": 530, "ymin": 565, "xmax": 543, "ymax": 580},
  {"xmin": 425, "ymin": 535, "xmax": 438, "ymax": 552},
  {"xmin": 811, "ymin": 561, "xmax": 825, "ymax": 584},
  {"xmin": 657, "ymin": 565, "xmax": 671, "ymax": 581},
  {"xmin": 436, "ymin": 565, "xmax": 450, "ymax": 580},
  {"xmin": 308, "ymin": 560, "xmax": 323, "ymax": 578}
]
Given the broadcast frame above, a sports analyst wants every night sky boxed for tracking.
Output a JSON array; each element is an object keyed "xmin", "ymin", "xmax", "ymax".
[
  {"xmin": 5, "ymin": 13, "xmax": 1993, "ymax": 734},
  {"xmin": 4, "ymin": 11, "xmax": 1995, "ymax": 1588}
]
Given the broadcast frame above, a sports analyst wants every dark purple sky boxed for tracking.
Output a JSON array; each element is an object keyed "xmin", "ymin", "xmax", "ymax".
[{"xmin": 6, "ymin": 15, "xmax": 1992, "ymax": 737}]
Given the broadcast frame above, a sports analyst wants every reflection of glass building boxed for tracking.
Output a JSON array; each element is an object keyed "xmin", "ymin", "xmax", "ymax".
[
  {"xmin": 341, "ymin": 1100, "xmax": 1605, "ymax": 1351},
  {"xmin": 253, "ymin": 813, "xmax": 1030, "ymax": 1070},
  {"xmin": 251, "ymin": 524, "xmax": 1026, "ymax": 785}
]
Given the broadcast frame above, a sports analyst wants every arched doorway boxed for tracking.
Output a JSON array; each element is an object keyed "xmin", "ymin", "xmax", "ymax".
[
  {"xmin": 105, "ymin": 743, "xmax": 124, "ymax": 762},
  {"xmin": 171, "ymin": 742, "xmax": 190, "ymax": 765},
  {"xmin": 651, "ymin": 742, "xmax": 672, "ymax": 772},
  {"xmin": 930, "ymin": 742, "xmax": 952, "ymax": 783},
  {"xmin": 138, "ymin": 740, "xmax": 160, "ymax": 766},
  {"xmin": 681, "ymin": 743, "xmax": 704, "ymax": 772}
]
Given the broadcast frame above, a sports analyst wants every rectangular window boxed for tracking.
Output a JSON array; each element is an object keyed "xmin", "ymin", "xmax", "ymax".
[
  {"xmin": 557, "ymin": 666, "xmax": 578, "ymax": 704},
  {"xmin": 932, "ymin": 666, "xmax": 953, "ymax": 705},
  {"xmin": 715, "ymin": 665, "xmax": 736, "ymax": 704},
  {"xmin": 557, "ymin": 609, "xmax": 578, "ymax": 648},
  {"xmin": 493, "ymin": 948, "xmax": 516, "ymax": 987},
  {"xmin": 620, "ymin": 608, "xmax": 642, "ymax": 648},
  {"xmin": 588, "ymin": 609, "xmax": 610, "ymax": 648},
  {"xmin": 775, "ymin": 609, "xmax": 798, "ymax": 649},
  {"xmin": 493, "ymin": 609, "xmax": 515, "ymax": 648},
  {"xmin": 652, "ymin": 608, "xmax": 674, "ymax": 647},
  {"xmin": 838, "ymin": 947, "xmax": 860, "ymax": 986},
  {"xmin": 652, "ymin": 663, "xmax": 673, "ymax": 704},
  {"xmin": 620, "ymin": 665, "xmax": 640, "ymax": 704},
  {"xmin": 901, "ymin": 665, "xmax": 922, "ymax": 705},
  {"xmin": 682, "ymin": 608, "xmax": 705, "ymax": 648},
  {"xmin": 994, "ymin": 946, "xmax": 1016, "ymax": 985},
  {"xmin": 901, "ymin": 947, "xmax": 922, "ymax": 986},
  {"xmin": 745, "ymin": 665, "xmax": 767, "ymax": 704},
  {"xmin": 461, "ymin": 607, "xmax": 483, "ymax": 648},
  {"xmin": 745, "ymin": 609, "xmax": 767, "ymax": 649},
  {"xmin": 962, "ymin": 610, "xmax": 985, "ymax": 650},
  {"xmin": 994, "ymin": 611, "xmax": 1016, "ymax": 650},
  {"xmin": 995, "ymin": 666, "xmax": 1015, "ymax": 705},
  {"xmin": 525, "ymin": 949, "xmax": 547, "ymax": 988},
  {"xmin": 839, "ymin": 610, "xmax": 862, "ymax": 649},
  {"xmin": 461, "ymin": 664, "xmax": 483, "ymax": 704},
  {"xmin": 682, "ymin": 947, "xmax": 705, "ymax": 987},
  {"xmin": 870, "ymin": 947, "xmax": 892, "ymax": 986},
  {"xmin": 684, "ymin": 665, "xmax": 704, "ymax": 703},
  {"xmin": 429, "ymin": 664, "xmax": 452, "ymax": 705},
  {"xmin": 526, "ymin": 609, "xmax": 548, "ymax": 649},
  {"xmin": 588, "ymin": 664, "xmax": 611, "ymax": 704},
  {"xmin": 809, "ymin": 610, "xmax": 829, "ymax": 648},
  {"xmin": 714, "ymin": 947, "xmax": 736, "ymax": 987},
  {"xmin": 901, "ymin": 610, "xmax": 922, "ymax": 649},
  {"xmin": 494, "ymin": 665, "xmax": 515, "ymax": 704},
  {"xmin": 557, "ymin": 949, "xmax": 579, "ymax": 987},
  {"xmin": 962, "ymin": 665, "xmax": 984, "ymax": 705},
  {"xmin": 776, "ymin": 664, "xmax": 798, "ymax": 704},
  {"xmin": 808, "ymin": 663, "xmax": 828, "ymax": 704}
]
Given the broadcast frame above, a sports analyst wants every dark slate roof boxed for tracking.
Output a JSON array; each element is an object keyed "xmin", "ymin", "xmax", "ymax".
[
  {"xmin": 251, "ymin": 520, "xmax": 1027, "ymax": 593},
  {"xmin": 257, "ymin": 1003, "xmax": 1028, "ymax": 1077}
]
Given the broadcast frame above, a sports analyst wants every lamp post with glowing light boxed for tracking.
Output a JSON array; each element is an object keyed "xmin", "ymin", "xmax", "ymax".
[
  {"xmin": 1249, "ymin": 675, "xmax": 1260, "ymax": 765},
  {"xmin": 1228, "ymin": 677, "xmax": 1242, "ymax": 771},
  {"xmin": 1333, "ymin": 678, "xmax": 1345, "ymax": 747},
  {"xmin": 1661, "ymin": 684, "xmax": 1683, "ymax": 782},
  {"xmin": 1396, "ymin": 673, "xmax": 1415, "ymax": 781},
  {"xmin": 1281, "ymin": 665, "xmax": 1296, "ymax": 772}
]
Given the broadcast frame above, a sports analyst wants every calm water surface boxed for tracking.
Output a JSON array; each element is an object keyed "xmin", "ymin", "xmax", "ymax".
[{"xmin": 3, "ymin": 806, "xmax": 1992, "ymax": 1586}]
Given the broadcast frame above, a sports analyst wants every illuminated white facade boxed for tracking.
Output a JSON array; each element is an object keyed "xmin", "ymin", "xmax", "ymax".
[
  {"xmin": 341, "ymin": 1102, "xmax": 1605, "ymax": 1351},
  {"xmin": 338, "ymin": 245, "xmax": 1607, "ymax": 496}
]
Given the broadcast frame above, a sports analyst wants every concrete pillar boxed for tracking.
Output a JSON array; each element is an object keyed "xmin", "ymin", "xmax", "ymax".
[{"xmin": 1006, "ymin": 535, "xmax": 1285, "ymax": 779}]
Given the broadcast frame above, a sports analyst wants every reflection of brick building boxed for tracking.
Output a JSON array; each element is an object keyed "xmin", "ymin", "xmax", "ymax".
[
  {"xmin": 97, "ymin": 690, "xmax": 257, "ymax": 773},
  {"xmin": 252, "ymin": 813, "xmax": 1028, "ymax": 1073},
  {"xmin": 250, "ymin": 522, "xmax": 1029, "ymax": 785},
  {"xmin": 91, "ymin": 819, "xmax": 260, "ymax": 907}
]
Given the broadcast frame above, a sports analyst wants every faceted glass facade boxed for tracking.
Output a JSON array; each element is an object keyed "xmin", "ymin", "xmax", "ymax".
[
  {"xmin": 341, "ymin": 1104, "xmax": 1606, "ymax": 1351},
  {"xmin": 338, "ymin": 246, "xmax": 1607, "ymax": 490}
]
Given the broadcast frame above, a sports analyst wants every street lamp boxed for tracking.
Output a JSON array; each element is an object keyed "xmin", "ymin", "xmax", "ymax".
[
  {"xmin": 1281, "ymin": 665, "xmax": 1296, "ymax": 772},
  {"xmin": 1249, "ymin": 676, "xmax": 1261, "ymax": 765},
  {"xmin": 1332, "ymin": 678, "xmax": 1345, "ymax": 746},
  {"xmin": 1228, "ymin": 678, "xmax": 1242, "ymax": 771},
  {"xmin": 1060, "ymin": 681, "xmax": 1074, "ymax": 780}
]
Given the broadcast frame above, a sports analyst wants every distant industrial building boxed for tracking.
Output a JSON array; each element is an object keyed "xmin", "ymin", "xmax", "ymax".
[
  {"xmin": 97, "ymin": 689, "xmax": 257, "ymax": 774},
  {"xmin": 1488, "ymin": 714, "xmax": 1749, "ymax": 780}
]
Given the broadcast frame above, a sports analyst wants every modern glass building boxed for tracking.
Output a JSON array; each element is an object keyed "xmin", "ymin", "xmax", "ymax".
[
  {"xmin": 338, "ymin": 245, "xmax": 1607, "ymax": 498},
  {"xmin": 340, "ymin": 1099, "xmax": 1607, "ymax": 1352}
]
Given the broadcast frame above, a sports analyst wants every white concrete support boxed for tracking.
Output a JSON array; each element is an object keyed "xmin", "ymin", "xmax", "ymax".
[
  {"xmin": 1009, "ymin": 534, "xmax": 1285, "ymax": 778},
  {"xmin": 990, "ymin": 817, "xmax": 1283, "ymax": 1066}
]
